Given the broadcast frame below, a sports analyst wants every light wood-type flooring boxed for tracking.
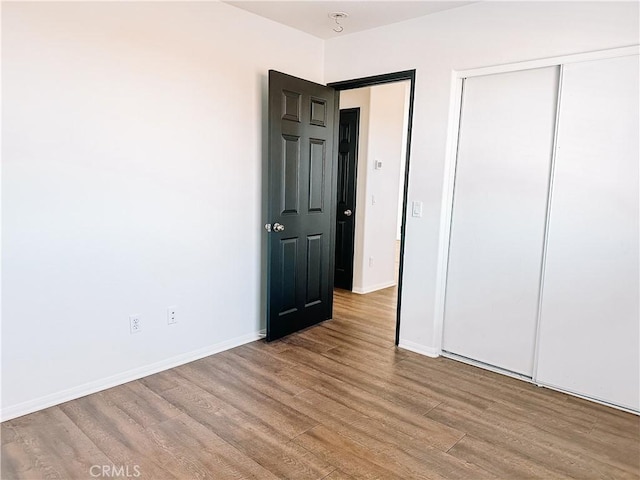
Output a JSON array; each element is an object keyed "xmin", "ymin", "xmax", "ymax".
[{"xmin": 2, "ymin": 287, "xmax": 639, "ymax": 479}]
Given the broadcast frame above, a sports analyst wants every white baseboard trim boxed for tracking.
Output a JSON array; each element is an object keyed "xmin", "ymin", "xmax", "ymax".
[
  {"xmin": 398, "ymin": 339, "xmax": 440, "ymax": 358},
  {"xmin": 352, "ymin": 281, "xmax": 397, "ymax": 295},
  {"xmin": 0, "ymin": 330, "xmax": 262, "ymax": 422}
]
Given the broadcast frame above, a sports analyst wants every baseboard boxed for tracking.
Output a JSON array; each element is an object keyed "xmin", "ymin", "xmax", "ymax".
[
  {"xmin": 398, "ymin": 339, "xmax": 440, "ymax": 358},
  {"xmin": 0, "ymin": 331, "xmax": 262, "ymax": 422},
  {"xmin": 352, "ymin": 280, "xmax": 397, "ymax": 295}
]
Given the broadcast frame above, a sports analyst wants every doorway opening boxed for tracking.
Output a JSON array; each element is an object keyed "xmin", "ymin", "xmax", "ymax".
[
  {"xmin": 263, "ymin": 69, "xmax": 414, "ymax": 344},
  {"xmin": 329, "ymin": 71, "xmax": 416, "ymax": 345}
]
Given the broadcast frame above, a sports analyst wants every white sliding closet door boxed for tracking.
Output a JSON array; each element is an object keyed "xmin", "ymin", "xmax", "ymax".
[
  {"xmin": 536, "ymin": 55, "xmax": 639, "ymax": 411},
  {"xmin": 443, "ymin": 67, "xmax": 559, "ymax": 376}
]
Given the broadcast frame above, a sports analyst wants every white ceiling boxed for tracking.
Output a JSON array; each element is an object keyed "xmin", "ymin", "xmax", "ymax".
[{"xmin": 224, "ymin": 1, "xmax": 475, "ymax": 39}]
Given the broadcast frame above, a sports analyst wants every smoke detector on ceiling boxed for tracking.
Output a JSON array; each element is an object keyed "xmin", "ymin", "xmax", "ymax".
[{"xmin": 328, "ymin": 12, "xmax": 349, "ymax": 33}]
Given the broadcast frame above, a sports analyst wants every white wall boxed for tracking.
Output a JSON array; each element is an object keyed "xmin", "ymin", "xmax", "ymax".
[
  {"xmin": 324, "ymin": 1, "xmax": 640, "ymax": 355},
  {"xmin": 1, "ymin": 1, "xmax": 324, "ymax": 419},
  {"xmin": 361, "ymin": 82, "xmax": 408, "ymax": 292},
  {"xmin": 339, "ymin": 83, "xmax": 408, "ymax": 294}
]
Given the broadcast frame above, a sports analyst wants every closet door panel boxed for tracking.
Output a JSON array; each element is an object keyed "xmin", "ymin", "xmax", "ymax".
[
  {"xmin": 443, "ymin": 67, "xmax": 559, "ymax": 376},
  {"xmin": 536, "ymin": 55, "xmax": 639, "ymax": 411}
]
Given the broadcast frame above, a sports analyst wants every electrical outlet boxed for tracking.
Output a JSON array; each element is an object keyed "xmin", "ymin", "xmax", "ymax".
[
  {"xmin": 167, "ymin": 306, "xmax": 178, "ymax": 325},
  {"xmin": 130, "ymin": 314, "xmax": 141, "ymax": 334}
]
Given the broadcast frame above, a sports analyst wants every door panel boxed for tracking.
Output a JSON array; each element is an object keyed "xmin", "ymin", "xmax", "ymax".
[
  {"xmin": 281, "ymin": 135, "xmax": 300, "ymax": 214},
  {"xmin": 308, "ymin": 140, "xmax": 325, "ymax": 212},
  {"xmin": 443, "ymin": 67, "xmax": 560, "ymax": 376},
  {"xmin": 334, "ymin": 108, "xmax": 359, "ymax": 290},
  {"xmin": 267, "ymin": 71, "xmax": 337, "ymax": 341},
  {"xmin": 306, "ymin": 234, "xmax": 323, "ymax": 306},
  {"xmin": 310, "ymin": 98, "xmax": 327, "ymax": 126},
  {"xmin": 536, "ymin": 55, "xmax": 639, "ymax": 411},
  {"xmin": 278, "ymin": 238, "xmax": 298, "ymax": 315}
]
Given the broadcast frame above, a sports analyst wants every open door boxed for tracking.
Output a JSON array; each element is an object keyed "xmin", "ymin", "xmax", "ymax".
[
  {"xmin": 334, "ymin": 108, "xmax": 359, "ymax": 291},
  {"xmin": 265, "ymin": 71, "xmax": 338, "ymax": 341}
]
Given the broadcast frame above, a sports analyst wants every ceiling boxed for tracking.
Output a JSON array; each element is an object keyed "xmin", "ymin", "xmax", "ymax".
[{"xmin": 224, "ymin": 1, "xmax": 475, "ymax": 39}]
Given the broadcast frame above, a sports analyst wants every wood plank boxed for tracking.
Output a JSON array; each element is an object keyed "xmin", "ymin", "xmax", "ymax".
[
  {"xmin": 293, "ymin": 374, "xmax": 463, "ymax": 451},
  {"xmin": 145, "ymin": 413, "xmax": 279, "ymax": 479},
  {"xmin": 174, "ymin": 358, "xmax": 319, "ymax": 439},
  {"xmin": 278, "ymin": 344, "xmax": 439, "ymax": 415},
  {"xmin": 295, "ymin": 424, "xmax": 496, "ymax": 480},
  {"xmin": 426, "ymin": 401, "xmax": 636, "ymax": 480},
  {"xmin": 0, "ymin": 422, "xmax": 20, "ymax": 446},
  {"xmin": 100, "ymin": 380, "xmax": 182, "ymax": 428},
  {"xmin": 291, "ymin": 391, "xmax": 495, "ymax": 479},
  {"xmin": 143, "ymin": 376, "xmax": 333, "ymax": 479},
  {"xmin": 59, "ymin": 394, "xmax": 181, "ymax": 479},
  {"xmin": 1, "ymin": 442, "xmax": 34, "ymax": 480},
  {"xmin": 1, "ymin": 407, "xmax": 113, "ymax": 480},
  {"xmin": 293, "ymin": 425, "xmax": 403, "ymax": 480},
  {"xmin": 447, "ymin": 434, "xmax": 562, "ymax": 479},
  {"xmin": 321, "ymin": 469, "xmax": 354, "ymax": 480}
]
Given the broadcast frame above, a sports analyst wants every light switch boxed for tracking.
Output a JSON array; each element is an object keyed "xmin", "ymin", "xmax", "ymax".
[
  {"xmin": 374, "ymin": 159, "xmax": 383, "ymax": 170},
  {"xmin": 412, "ymin": 201, "xmax": 423, "ymax": 217}
]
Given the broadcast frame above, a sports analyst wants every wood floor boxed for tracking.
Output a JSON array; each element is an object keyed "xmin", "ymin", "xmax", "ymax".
[{"xmin": 2, "ymin": 287, "xmax": 639, "ymax": 479}]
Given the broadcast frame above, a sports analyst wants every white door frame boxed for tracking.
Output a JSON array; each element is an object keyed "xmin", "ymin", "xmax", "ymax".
[{"xmin": 432, "ymin": 45, "xmax": 640, "ymax": 367}]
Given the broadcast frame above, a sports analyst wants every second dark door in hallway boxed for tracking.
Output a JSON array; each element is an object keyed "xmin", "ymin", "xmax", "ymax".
[{"xmin": 334, "ymin": 108, "xmax": 359, "ymax": 290}]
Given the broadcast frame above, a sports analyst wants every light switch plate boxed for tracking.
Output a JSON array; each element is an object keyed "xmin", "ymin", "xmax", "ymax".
[{"xmin": 412, "ymin": 201, "xmax": 423, "ymax": 217}]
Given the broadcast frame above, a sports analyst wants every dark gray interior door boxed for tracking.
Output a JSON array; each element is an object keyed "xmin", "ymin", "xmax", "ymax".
[
  {"xmin": 266, "ymin": 70, "xmax": 338, "ymax": 341},
  {"xmin": 334, "ymin": 108, "xmax": 359, "ymax": 290}
]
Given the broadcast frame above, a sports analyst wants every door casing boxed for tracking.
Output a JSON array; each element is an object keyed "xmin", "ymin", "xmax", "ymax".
[{"xmin": 328, "ymin": 70, "xmax": 416, "ymax": 346}]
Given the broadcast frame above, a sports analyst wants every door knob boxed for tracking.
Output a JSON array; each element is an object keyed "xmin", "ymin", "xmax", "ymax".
[
  {"xmin": 273, "ymin": 222, "xmax": 285, "ymax": 232},
  {"xmin": 344, "ymin": 209, "xmax": 352, "ymax": 217}
]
